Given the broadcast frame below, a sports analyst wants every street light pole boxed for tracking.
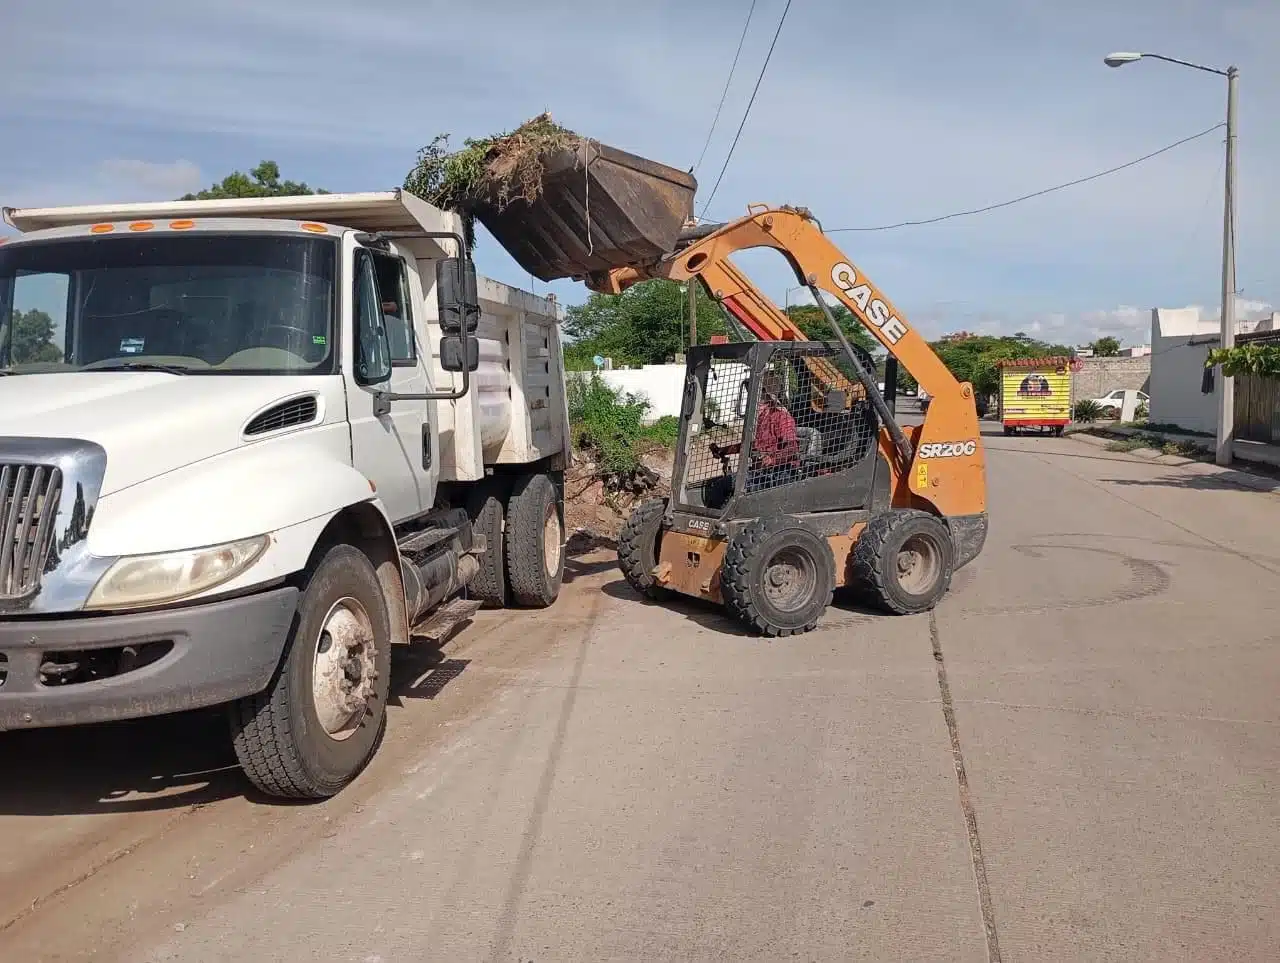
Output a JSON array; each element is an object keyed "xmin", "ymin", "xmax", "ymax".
[
  {"xmin": 1217, "ymin": 66, "xmax": 1239, "ymax": 466},
  {"xmin": 1105, "ymin": 52, "xmax": 1239, "ymax": 465}
]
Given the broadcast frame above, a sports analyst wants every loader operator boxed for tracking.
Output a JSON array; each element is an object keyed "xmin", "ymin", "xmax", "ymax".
[{"xmin": 709, "ymin": 370, "xmax": 800, "ymax": 493}]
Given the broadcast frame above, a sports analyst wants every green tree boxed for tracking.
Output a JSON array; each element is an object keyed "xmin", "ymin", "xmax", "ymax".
[
  {"xmin": 562, "ymin": 280, "xmax": 729, "ymax": 368},
  {"xmin": 10, "ymin": 309, "xmax": 63, "ymax": 364},
  {"xmin": 1089, "ymin": 336, "xmax": 1121, "ymax": 356},
  {"xmin": 783, "ymin": 304, "xmax": 881, "ymax": 357},
  {"xmin": 930, "ymin": 333, "xmax": 1073, "ymax": 399},
  {"xmin": 180, "ymin": 161, "xmax": 328, "ymax": 200}
]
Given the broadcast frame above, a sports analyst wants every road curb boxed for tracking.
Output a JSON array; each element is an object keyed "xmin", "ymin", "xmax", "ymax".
[{"xmin": 1068, "ymin": 429, "xmax": 1280, "ymax": 494}]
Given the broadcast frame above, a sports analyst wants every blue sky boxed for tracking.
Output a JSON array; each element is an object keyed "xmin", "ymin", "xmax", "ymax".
[{"xmin": 3, "ymin": 0, "xmax": 1277, "ymax": 348}]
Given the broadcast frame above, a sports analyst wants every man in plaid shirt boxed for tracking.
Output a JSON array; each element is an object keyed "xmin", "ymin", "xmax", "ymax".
[{"xmin": 711, "ymin": 369, "xmax": 799, "ymax": 492}]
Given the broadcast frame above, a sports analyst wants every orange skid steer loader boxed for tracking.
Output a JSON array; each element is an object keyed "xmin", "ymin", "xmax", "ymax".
[{"xmin": 470, "ymin": 144, "xmax": 988, "ymax": 636}]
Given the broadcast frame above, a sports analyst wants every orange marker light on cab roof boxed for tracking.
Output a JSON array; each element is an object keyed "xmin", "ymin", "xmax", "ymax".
[
  {"xmin": 169, "ymin": 219, "xmax": 195, "ymax": 230},
  {"xmin": 300, "ymin": 222, "xmax": 328, "ymax": 234},
  {"xmin": 89, "ymin": 223, "xmax": 114, "ymax": 234},
  {"xmin": 129, "ymin": 221, "xmax": 154, "ymax": 232}
]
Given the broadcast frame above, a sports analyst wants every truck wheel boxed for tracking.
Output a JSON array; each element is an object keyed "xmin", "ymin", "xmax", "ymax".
[
  {"xmin": 616, "ymin": 497, "xmax": 670, "ymax": 601},
  {"xmin": 721, "ymin": 516, "xmax": 835, "ymax": 637},
  {"xmin": 852, "ymin": 510, "xmax": 955, "ymax": 615},
  {"xmin": 230, "ymin": 544, "xmax": 392, "ymax": 799},
  {"xmin": 505, "ymin": 473, "xmax": 564, "ymax": 608},
  {"xmin": 466, "ymin": 482, "xmax": 508, "ymax": 608}
]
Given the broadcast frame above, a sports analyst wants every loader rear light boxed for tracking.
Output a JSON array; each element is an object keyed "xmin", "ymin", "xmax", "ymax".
[
  {"xmin": 300, "ymin": 222, "xmax": 328, "ymax": 233},
  {"xmin": 89, "ymin": 223, "xmax": 114, "ymax": 234},
  {"xmin": 128, "ymin": 221, "xmax": 155, "ymax": 232},
  {"xmin": 169, "ymin": 219, "xmax": 196, "ymax": 230}
]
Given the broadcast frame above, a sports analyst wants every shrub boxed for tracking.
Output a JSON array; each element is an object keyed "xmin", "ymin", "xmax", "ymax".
[
  {"xmin": 1073, "ymin": 399, "xmax": 1104, "ymax": 423},
  {"xmin": 1134, "ymin": 401, "xmax": 1149, "ymax": 420},
  {"xmin": 567, "ymin": 376, "xmax": 678, "ymax": 481}
]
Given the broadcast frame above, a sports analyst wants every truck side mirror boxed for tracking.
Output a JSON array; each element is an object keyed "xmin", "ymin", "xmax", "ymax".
[
  {"xmin": 440, "ymin": 335, "xmax": 479, "ymax": 372},
  {"xmin": 437, "ymin": 257, "xmax": 480, "ymax": 334}
]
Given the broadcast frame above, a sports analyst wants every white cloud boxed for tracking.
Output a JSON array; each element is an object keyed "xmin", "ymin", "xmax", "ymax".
[
  {"xmin": 97, "ymin": 159, "xmax": 204, "ymax": 197},
  {"xmin": 2, "ymin": 159, "xmax": 204, "ymax": 213}
]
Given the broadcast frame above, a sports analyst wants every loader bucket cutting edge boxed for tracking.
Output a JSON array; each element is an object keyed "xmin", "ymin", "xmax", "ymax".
[{"xmin": 471, "ymin": 141, "xmax": 697, "ymax": 282}]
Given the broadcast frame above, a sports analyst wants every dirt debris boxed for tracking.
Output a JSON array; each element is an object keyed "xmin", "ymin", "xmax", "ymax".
[{"xmin": 564, "ymin": 448, "xmax": 672, "ymax": 545}]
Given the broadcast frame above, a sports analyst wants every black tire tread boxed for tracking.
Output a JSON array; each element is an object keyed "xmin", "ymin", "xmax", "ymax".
[
  {"xmin": 466, "ymin": 483, "xmax": 507, "ymax": 608},
  {"xmin": 851, "ymin": 509, "xmax": 954, "ymax": 616},
  {"xmin": 616, "ymin": 498, "xmax": 670, "ymax": 600},
  {"xmin": 505, "ymin": 473, "xmax": 563, "ymax": 608},
  {"xmin": 721, "ymin": 515, "xmax": 834, "ymax": 637},
  {"xmin": 231, "ymin": 544, "xmax": 389, "ymax": 799}
]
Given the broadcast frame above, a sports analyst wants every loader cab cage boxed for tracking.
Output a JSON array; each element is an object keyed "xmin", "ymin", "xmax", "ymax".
[{"xmin": 672, "ymin": 340, "xmax": 882, "ymax": 521}]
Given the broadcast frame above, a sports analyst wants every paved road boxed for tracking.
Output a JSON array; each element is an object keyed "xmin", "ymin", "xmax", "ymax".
[{"xmin": 2, "ymin": 428, "xmax": 1277, "ymax": 962}]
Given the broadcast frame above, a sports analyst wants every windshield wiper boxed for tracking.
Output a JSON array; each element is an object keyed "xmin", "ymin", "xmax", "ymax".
[{"xmin": 87, "ymin": 362, "xmax": 195, "ymax": 375}]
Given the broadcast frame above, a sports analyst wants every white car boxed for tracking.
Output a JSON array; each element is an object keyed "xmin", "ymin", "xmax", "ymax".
[{"xmin": 1091, "ymin": 388, "xmax": 1148, "ymax": 418}]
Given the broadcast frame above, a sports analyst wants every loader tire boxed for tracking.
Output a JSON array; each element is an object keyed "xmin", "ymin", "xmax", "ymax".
[
  {"xmin": 505, "ymin": 472, "xmax": 564, "ymax": 608},
  {"xmin": 721, "ymin": 515, "xmax": 835, "ymax": 637},
  {"xmin": 466, "ymin": 481, "xmax": 508, "ymax": 608},
  {"xmin": 616, "ymin": 498, "xmax": 670, "ymax": 601},
  {"xmin": 230, "ymin": 544, "xmax": 391, "ymax": 799},
  {"xmin": 852, "ymin": 509, "xmax": 954, "ymax": 615}
]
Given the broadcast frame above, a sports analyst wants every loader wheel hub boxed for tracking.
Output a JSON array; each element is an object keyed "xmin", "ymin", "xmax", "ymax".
[
  {"xmin": 762, "ymin": 548, "xmax": 817, "ymax": 613},
  {"xmin": 896, "ymin": 534, "xmax": 941, "ymax": 595}
]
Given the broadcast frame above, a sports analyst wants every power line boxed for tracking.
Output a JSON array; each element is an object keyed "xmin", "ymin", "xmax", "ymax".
[
  {"xmin": 698, "ymin": 0, "xmax": 794, "ymax": 219},
  {"xmin": 693, "ymin": 0, "xmax": 758, "ymax": 176},
  {"xmin": 828, "ymin": 122, "xmax": 1226, "ymax": 233}
]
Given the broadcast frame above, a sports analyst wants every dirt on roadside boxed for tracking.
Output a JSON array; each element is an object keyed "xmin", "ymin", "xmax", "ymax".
[{"xmin": 564, "ymin": 449, "xmax": 673, "ymax": 548}]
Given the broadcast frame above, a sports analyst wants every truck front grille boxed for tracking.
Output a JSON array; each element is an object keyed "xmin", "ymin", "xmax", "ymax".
[{"xmin": 0, "ymin": 464, "xmax": 63, "ymax": 601}]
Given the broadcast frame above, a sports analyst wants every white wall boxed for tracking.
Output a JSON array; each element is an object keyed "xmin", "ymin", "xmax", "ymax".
[
  {"xmin": 1148, "ymin": 308, "xmax": 1278, "ymax": 434},
  {"xmin": 569, "ymin": 362, "xmax": 751, "ymax": 423}
]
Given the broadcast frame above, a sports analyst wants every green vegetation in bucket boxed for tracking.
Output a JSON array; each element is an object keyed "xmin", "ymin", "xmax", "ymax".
[{"xmin": 404, "ymin": 113, "xmax": 585, "ymax": 250}]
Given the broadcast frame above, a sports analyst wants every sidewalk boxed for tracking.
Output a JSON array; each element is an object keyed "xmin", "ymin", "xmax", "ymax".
[{"xmin": 1069, "ymin": 426, "xmax": 1280, "ymax": 494}]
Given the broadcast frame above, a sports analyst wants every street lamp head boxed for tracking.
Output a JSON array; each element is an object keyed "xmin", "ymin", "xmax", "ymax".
[{"xmin": 1104, "ymin": 52, "xmax": 1144, "ymax": 67}]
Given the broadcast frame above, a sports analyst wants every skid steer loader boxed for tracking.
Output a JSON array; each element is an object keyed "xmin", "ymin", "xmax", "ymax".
[
  {"xmin": 602, "ymin": 206, "xmax": 988, "ymax": 636},
  {"xmin": 463, "ymin": 145, "xmax": 987, "ymax": 636}
]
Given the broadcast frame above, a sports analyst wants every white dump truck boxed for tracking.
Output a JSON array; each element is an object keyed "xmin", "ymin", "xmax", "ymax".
[{"xmin": 0, "ymin": 190, "xmax": 570, "ymax": 798}]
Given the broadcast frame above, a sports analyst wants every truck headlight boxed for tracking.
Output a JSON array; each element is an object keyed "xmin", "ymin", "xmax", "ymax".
[{"xmin": 86, "ymin": 535, "xmax": 270, "ymax": 610}]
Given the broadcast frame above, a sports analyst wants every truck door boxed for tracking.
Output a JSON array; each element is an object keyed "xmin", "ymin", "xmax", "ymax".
[{"xmin": 348, "ymin": 246, "xmax": 429, "ymax": 522}]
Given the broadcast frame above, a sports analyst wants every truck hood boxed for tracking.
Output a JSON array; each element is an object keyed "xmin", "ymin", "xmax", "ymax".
[{"xmin": 0, "ymin": 373, "xmax": 345, "ymax": 496}]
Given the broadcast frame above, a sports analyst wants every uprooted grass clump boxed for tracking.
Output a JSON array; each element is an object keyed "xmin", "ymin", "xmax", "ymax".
[
  {"xmin": 568, "ymin": 374, "xmax": 677, "ymax": 490},
  {"xmin": 403, "ymin": 113, "xmax": 584, "ymax": 247}
]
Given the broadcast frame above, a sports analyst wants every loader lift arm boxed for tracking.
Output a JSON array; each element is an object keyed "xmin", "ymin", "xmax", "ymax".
[
  {"xmin": 587, "ymin": 205, "xmax": 966, "ymax": 403},
  {"xmin": 586, "ymin": 205, "xmax": 985, "ymax": 519}
]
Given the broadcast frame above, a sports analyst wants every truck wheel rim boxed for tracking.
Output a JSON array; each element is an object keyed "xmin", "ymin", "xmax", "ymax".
[
  {"xmin": 544, "ymin": 507, "xmax": 562, "ymax": 577},
  {"xmin": 897, "ymin": 535, "xmax": 941, "ymax": 595},
  {"xmin": 313, "ymin": 597, "xmax": 377, "ymax": 741},
  {"xmin": 762, "ymin": 547, "xmax": 816, "ymax": 613}
]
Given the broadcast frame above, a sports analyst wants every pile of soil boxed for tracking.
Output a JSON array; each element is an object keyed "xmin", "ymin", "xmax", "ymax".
[{"xmin": 564, "ymin": 449, "xmax": 672, "ymax": 546}]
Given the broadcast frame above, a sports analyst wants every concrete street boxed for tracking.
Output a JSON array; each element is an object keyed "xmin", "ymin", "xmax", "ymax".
[{"xmin": 1, "ymin": 427, "xmax": 1277, "ymax": 962}]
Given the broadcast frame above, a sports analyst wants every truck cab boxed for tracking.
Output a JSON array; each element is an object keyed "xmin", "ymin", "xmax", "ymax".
[{"xmin": 0, "ymin": 191, "xmax": 571, "ymax": 798}]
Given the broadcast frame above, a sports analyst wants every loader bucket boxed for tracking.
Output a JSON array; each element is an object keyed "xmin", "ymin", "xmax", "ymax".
[{"xmin": 472, "ymin": 141, "xmax": 697, "ymax": 282}]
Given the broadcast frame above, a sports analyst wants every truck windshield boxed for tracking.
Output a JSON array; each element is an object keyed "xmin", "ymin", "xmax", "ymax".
[{"xmin": 0, "ymin": 232, "xmax": 337, "ymax": 375}]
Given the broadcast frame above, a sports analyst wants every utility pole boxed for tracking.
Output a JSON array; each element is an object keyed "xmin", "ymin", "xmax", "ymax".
[
  {"xmin": 1216, "ymin": 66, "xmax": 1239, "ymax": 466},
  {"xmin": 688, "ymin": 278, "xmax": 699, "ymax": 348},
  {"xmin": 1103, "ymin": 51, "xmax": 1240, "ymax": 465}
]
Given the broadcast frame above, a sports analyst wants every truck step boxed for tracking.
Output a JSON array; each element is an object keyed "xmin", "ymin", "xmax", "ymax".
[
  {"xmin": 398, "ymin": 526, "xmax": 458, "ymax": 554},
  {"xmin": 412, "ymin": 597, "xmax": 483, "ymax": 644}
]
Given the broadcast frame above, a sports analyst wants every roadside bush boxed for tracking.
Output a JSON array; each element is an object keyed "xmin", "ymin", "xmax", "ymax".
[
  {"xmin": 1134, "ymin": 401, "xmax": 1149, "ymax": 421},
  {"xmin": 567, "ymin": 375, "xmax": 678, "ymax": 486},
  {"xmin": 1073, "ymin": 399, "xmax": 1103, "ymax": 423}
]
